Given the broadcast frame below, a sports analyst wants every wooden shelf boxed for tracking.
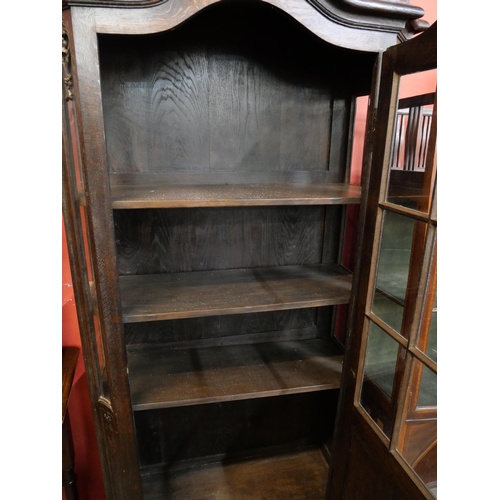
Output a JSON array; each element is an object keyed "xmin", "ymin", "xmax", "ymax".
[
  {"xmin": 111, "ymin": 183, "xmax": 361, "ymax": 209},
  {"xmin": 140, "ymin": 447, "xmax": 329, "ymax": 500},
  {"xmin": 109, "ymin": 172, "xmax": 361, "ymax": 209},
  {"xmin": 119, "ymin": 264, "xmax": 352, "ymax": 323},
  {"xmin": 127, "ymin": 338, "xmax": 343, "ymax": 411}
]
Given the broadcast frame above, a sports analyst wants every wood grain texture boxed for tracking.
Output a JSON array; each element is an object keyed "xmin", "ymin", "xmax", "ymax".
[
  {"xmin": 100, "ymin": 36, "xmax": 210, "ymax": 172},
  {"xmin": 140, "ymin": 447, "xmax": 329, "ymax": 500},
  {"xmin": 207, "ymin": 49, "xmax": 281, "ymax": 172},
  {"xmin": 119, "ymin": 264, "xmax": 352, "ymax": 322},
  {"xmin": 114, "ymin": 206, "xmax": 325, "ymax": 275},
  {"xmin": 98, "ymin": 8, "xmax": 355, "ymax": 176},
  {"xmin": 127, "ymin": 338, "xmax": 343, "ymax": 410}
]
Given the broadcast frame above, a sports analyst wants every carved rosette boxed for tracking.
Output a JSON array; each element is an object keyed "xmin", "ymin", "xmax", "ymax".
[{"xmin": 62, "ymin": 21, "xmax": 74, "ymax": 101}]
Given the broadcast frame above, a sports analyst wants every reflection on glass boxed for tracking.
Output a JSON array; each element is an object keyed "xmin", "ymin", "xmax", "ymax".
[
  {"xmin": 431, "ymin": 186, "xmax": 437, "ymax": 220},
  {"xmin": 375, "ymin": 210, "xmax": 414, "ymax": 303},
  {"xmin": 93, "ymin": 315, "xmax": 108, "ymax": 398},
  {"xmin": 93, "ymin": 316, "xmax": 105, "ymax": 369},
  {"xmin": 80, "ymin": 206, "xmax": 94, "ymax": 282},
  {"xmin": 363, "ymin": 322, "xmax": 399, "ymax": 397},
  {"xmin": 360, "ymin": 321, "xmax": 401, "ymax": 435},
  {"xmin": 417, "ymin": 252, "xmax": 437, "ymax": 363},
  {"xmin": 387, "ymin": 96, "xmax": 435, "ymax": 212},
  {"xmin": 397, "ymin": 358, "xmax": 437, "ymax": 497},
  {"xmin": 417, "ymin": 363, "xmax": 437, "ymax": 408},
  {"xmin": 372, "ymin": 290, "xmax": 404, "ymax": 333},
  {"xmin": 425, "ymin": 312, "xmax": 437, "ymax": 363}
]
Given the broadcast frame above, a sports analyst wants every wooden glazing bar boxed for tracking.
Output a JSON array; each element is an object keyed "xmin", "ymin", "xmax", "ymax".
[{"xmin": 378, "ymin": 201, "xmax": 431, "ymax": 223}]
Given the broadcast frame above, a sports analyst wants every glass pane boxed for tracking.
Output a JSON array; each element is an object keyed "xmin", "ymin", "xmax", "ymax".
[
  {"xmin": 430, "ymin": 179, "xmax": 437, "ymax": 221},
  {"xmin": 80, "ymin": 206, "xmax": 94, "ymax": 282},
  {"xmin": 417, "ymin": 363, "xmax": 437, "ymax": 408},
  {"xmin": 363, "ymin": 322, "xmax": 399, "ymax": 397},
  {"xmin": 417, "ymin": 241, "xmax": 437, "ymax": 362},
  {"xmin": 372, "ymin": 290, "xmax": 404, "ymax": 333},
  {"xmin": 386, "ymin": 89, "xmax": 435, "ymax": 213},
  {"xmin": 397, "ymin": 358, "xmax": 437, "ymax": 497},
  {"xmin": 360, "ymin": 321, "xmax": 402, "ymax": 436},
  {"xmin": 425, "ymin": 311, "xmax": 437, "ymax": 363},
  {"xmin": 374, "ymin": 210, "xmax": 414, "ymax": 318}
]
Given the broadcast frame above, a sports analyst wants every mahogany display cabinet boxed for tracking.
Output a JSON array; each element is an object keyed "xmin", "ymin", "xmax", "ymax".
[{"xmin": 62, "ymin": 0, "xmax": 435, "ymax": 498}]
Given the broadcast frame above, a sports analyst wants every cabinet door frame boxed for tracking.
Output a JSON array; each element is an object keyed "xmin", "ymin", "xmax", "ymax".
[{"xmin": 328, "ymin": 22, "xmax": 437, "ymax": 500}]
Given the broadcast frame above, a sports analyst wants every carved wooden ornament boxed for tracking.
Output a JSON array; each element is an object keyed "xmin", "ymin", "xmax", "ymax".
[{"xmin": 62, "ymin": 22, "xmax": 74, "ymax": 101}]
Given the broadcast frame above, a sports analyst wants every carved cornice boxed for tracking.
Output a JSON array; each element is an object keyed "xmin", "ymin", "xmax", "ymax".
[
  {"xmin": 64, "ymin": 0, "xmax": 426, "ymax": 51},
  {"xmin": 65, "ymin": 0, "xmax": 425, "ymax": 33},
  {"xmin": 324, "ymin": 0, "xmax": 423, "ymax": 20},
  {"xmin": 62, "ymin": 21, "xmax": 74, "ymax": 101},
  {"xmin": 306, "ymin": 0, "xmax": 424, "ymax": 33},
  {"xmin": 67, "ymin": 0, "xmax": 169, "ymax": 7}
]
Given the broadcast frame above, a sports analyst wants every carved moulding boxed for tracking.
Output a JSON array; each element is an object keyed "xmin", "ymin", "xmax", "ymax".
[
  {"xmin": 307, "ymin": 0, "xmax": 424, "ymax": 33},
  {"xmin": 65, "ymin": 0, "xmax": 424, "ymax": 34},
  {"xmin": 62, "ymin": 22, "xmax": 74, "ymax": 101},
  {"xmin": 96, "ymin": 397, "xmax": 118, "ymax": 440},
  {"xmin": 65, "ymin": 0, "xmax": 425, "ymax": 52}
]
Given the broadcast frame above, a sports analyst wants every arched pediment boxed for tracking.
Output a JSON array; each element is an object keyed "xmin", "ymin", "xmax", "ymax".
[{"xmin": 66, "ymin": 0, "xmax": 425, "ymax": 52}]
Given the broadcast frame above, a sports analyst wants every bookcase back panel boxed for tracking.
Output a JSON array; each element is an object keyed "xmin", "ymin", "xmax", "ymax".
[
  {"xmin": 98, "ymin": 3, "xmax": 364, "ymax": 177},
  {"xmin": 114, "ymin": 206, "xmax": 341, "ymax": 275},
  {"xmin": 134, "ymin": 391, "xmax": 337, "ymax": 466},
  {"xmin": 124, "ymin": 307, "xmax": 332, "ymax": 347}
]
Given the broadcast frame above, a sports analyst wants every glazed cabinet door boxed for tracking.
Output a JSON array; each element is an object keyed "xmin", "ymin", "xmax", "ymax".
[
  {"xmin": 62, "ymin": 9, "xmax": 144, "ymax": 499},
  {"xmin": 328, "ymin": 23, "xmax": 437, "ymax": 500}
]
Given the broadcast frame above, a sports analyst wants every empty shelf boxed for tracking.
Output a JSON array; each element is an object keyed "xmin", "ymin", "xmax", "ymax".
[
  {"xmin": 111, "ymin": 182, "xmax": 361, "ymax": 208},
  {"xmin": 140, "ymin": 447, "xmax": 329, "ymax": 500},
  {"xmin": 128, "ymin": 338, "xmax": 343, "ymax": 410},
  {"xmin": 119, "ymin": 264, "xmax": 352, "ymax": 323}
]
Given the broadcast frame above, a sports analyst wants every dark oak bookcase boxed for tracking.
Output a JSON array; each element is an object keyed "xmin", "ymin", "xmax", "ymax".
[{"xmin": 62, "ymin": 1, "xmax": 425, "ymax": 498}]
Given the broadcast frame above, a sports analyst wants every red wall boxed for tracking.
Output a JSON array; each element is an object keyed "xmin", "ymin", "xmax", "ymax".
[
  {"xmin": 62, "ymin": 3, "xmax": 436, "ymax": 498},
  {"xmin": 63, "ymin": 219, "xmax": 106, "ymax": 500}
]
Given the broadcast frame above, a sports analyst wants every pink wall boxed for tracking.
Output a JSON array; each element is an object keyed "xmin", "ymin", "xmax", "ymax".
[
  {"xmin": 350, "ymin": 0, "xmax": 437, "ymax": 186},
  {"xmin": 63, "ymin": 219, "xmax": 106, "ymax": 500},
  {"xmin": 62, "ymin": 3, "xmax": 437, "ymax": 498}
]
